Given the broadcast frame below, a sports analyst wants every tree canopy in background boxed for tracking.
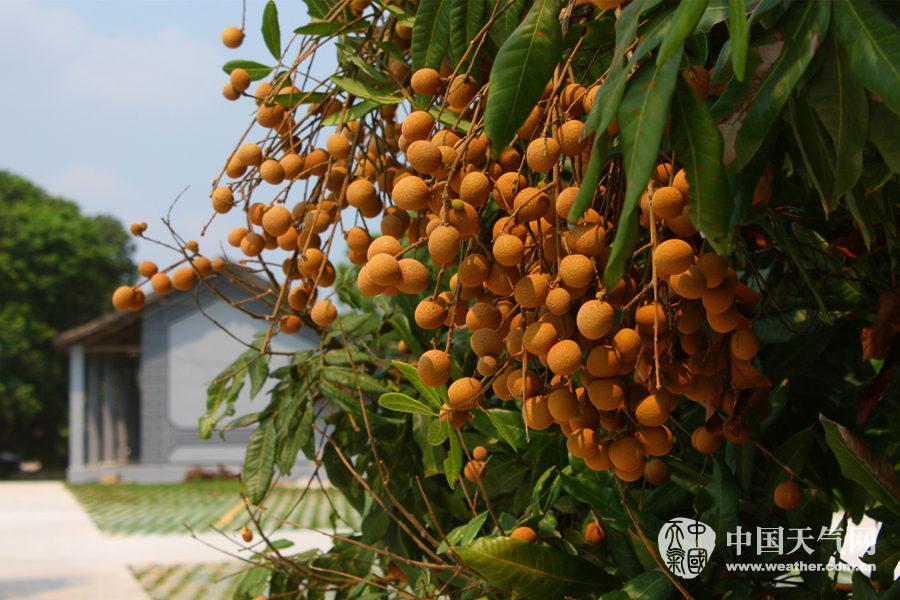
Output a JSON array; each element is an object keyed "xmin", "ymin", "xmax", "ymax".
[{"xmin": 0, "ymin": 171, "xmax": 133, "ymax": 465}]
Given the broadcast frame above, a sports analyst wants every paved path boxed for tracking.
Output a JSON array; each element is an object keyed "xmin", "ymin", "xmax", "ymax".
[{"xmin": 0, "ymin": 482, "xmax": 332, "ymax": 600}]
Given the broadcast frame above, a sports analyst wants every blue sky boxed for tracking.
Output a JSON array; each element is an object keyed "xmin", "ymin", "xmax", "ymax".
[{"xmin": 0, "ymin": 0, "xmax": 337, "ymax": 269}]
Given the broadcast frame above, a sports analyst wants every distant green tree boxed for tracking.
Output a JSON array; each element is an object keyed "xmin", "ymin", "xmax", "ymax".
[{"xmin": 0, "ymin": 171, "xmax": 133, "ymax": 467}]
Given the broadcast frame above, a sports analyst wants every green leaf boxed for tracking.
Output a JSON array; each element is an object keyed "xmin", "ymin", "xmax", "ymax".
[
  {"xmin": 833, "ymin": 0, "xmax": 900, "ymax": 116},
  {"xmin": 568, "ymin": 133, "xmax": 608, "ymax": 222},
  {"xmin": 869, "ymin": 101, "xmax": 900, "ymax": 174},
  {"xmin": 788, "ymin": 94, "xmax": 837, "ymax": 213},
  {"xmin": 427, "ymin": 417, "xmax": 450, "ymax": 445},
  {"xmin": 242, "ymin": 418, "xmax": 277, "ymax": 504},
  {"xmin": 712, "ymin": 0, "xmax": 831, "ymax": 173},
  {"xmin": 558, "ymin": 472, "xmax": 630, "ymax": 530},
  {"xmin": 248, "ymin": 354, "xmax": 269, "ymax": 400},
  {"xmin": 222, "ymin": 60, "xmax": 272, "ymax": 80},
  {"xmin": 261, "ymin": 0, "xmax": 281, "ymax": 60},
  {"xmin": 234, "ymin": 566, "xmax": 270, "ymax": 600},
  {"xmin": 439, "ymin": 511, "xmax": 488, "ymax": 552},
  {"xmin": 391, "ymin": 359, "xmax": 443, "ymax": 410},
  {"xmin": 454, "ymin": 537, "xmax": 615, "ymax": 599},
  {"xmin": 330, "ymin": 76, "xmax": 403, "ymax": 104},
  {"xmin": 697, "ymin": 0, "xmax": 729, "ymax": 32},
  {"xmin": 294, "ymin": 21, "xmax": 365, "ymax": 36},
  {"xmin": 445, "ymin": 429, "xmax": 462, "ymax": 488},
  {"xmin": 411, "ymin": 0, "xmax": 453, "ymax": 70},
  {"xmin": 808, "ymin": 36, "xmax": 868, "ymax": 204},
  {"xmin": 428, "ymin": 105, "xmax": 473, "ymax": 134},
  {"xmin": 820, "ymin": 415, "xmax": 900, "ymax": 515},
  {"xmin": 449, "ymin": 0, "xmax": 485, "ymax": 67},
  {"xmin": 728, "ymin": 0, "xmax": 749, "ymax": 81},
  {"xmin": 378, "ymin": 392, "xmax": 435, "ymax": 416},
  {"xmin": 670, "ymin": 78, "xmax": 734, "ymax": 254},
  {"xmin": 485, "ymin": 409, "xmax": 520, "ymax": 450},
  {"xmin": 487, "ymin": 0, "xmax": 527, "ymax": 48},
  {"xmin": 604, "ymin": 49, "xmax": 683, "ymax": 287},
  {"xmin": 657, "ymin": 0, "xmax": 708, "ymax": 67},
  {"xmin": 599, "ymin": 570, "xmax": 674, "ymax": 600},
  {"xmin": 484, "ymin": 0, "xmax": 563, "ymax": 157},
  {"xmin": 322, "ymin": 100, "xmax": 380, "ymax": 126},
  {"xmin": 701, "ymin": 458, "xmax": 738, "ymax": 538},
  {"xmin": 302, "ymin": 0, "xmax": 336, "ymax": 19}
]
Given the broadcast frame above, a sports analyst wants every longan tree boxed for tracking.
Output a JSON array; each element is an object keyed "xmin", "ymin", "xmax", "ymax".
[{"xmin": 118, "ymin": 0, "xmax": 899, "ymax": 597}]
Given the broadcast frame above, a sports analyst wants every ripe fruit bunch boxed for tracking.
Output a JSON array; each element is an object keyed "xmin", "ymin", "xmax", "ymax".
[{"xmin": 113, "ymin": 5, "xmax": 773, "ymax": 491}]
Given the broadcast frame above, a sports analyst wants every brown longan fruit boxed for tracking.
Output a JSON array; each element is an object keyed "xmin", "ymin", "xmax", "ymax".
[
  {"xmin": 395, "ymin": 258, "xmax": 428, "ymax": 294},
  {"xmin": 586, "ymin": 345, "xmax": 619, "ymax": 378},
  {"xmin": 303, "ymin": 149, "xmax": 329, "ymax": 177},
  {"xmin": 401, "ymin": 111, "xmax": 434, "ymax": 142},
  {"xmin": 545, "ymin": 287, "xmax": 572, "ymax": 316},
  {"xmin": 650, "ymin": 186, "xmax": 685, "ymax": 220},
  {"xmin": 707, "ymin": 304, "xmax": 742, "ymax": 333},
  {"xmin": 557, "ymin": 120, "xmax": 587, "ymax": 156},
  {"xmin": 138, "ymin": 261, "xmax": 158, "ymax": 278},
  {"xmin": 675, "ymin": 304, "xmax": 704, "ymax": 335},
  {"xmin": 112, "ymin": 286, "xmax": 135, "ymax": 311},
  {"xmin": 222, "ymin": 26, "xmax": 244, "ymax": 48},
  {"xmin": 262, "ymin": 205, "xmax": 292, "ymax": 237},
  {"xmin": 576, "ymin": 300, "xmax": 614, "ymax": 340},
  {"xmin": 446, "ymin": 75, "xmax": 478, "ymax": 108},
  {"xmin": 547, "ymin": 340, "xmax": 582, "ymax": 376},
  {"xmin": 417, "ymin": 349, "xmax": 451, "ymax": 386},
  {"xmin": 691, "ymin": 426, "xmax": 722, "ymax": 454},
  {"xmin": 192, "ymin": 256, "xmax": 213, "ymax": 277},
  {"xmin": 345, "ymin": 226, "xmax": 371, "ymax": 252},
  {"xmin": 222, "ymin": 83, "xmax": 240, "ymax": 101},
  {"xmin": 555, "ymin": 186, "xmax": 580, "ymax": 220},
  {"xmin": 730, "ymin": 328, "xmax": 760, "ymax": 360},
  {"xmin": 240, "ymin": 231, "xmax": 264, "ymax": 257},
  {"xmin": 347, "ymin": 179, "xmax": 377, "ymax": 209},
  {"xmin": 310, "ymin": 300, "xmax": 337, "ymax": 327},
  {"xmin": 129, "ymin": 222, "xmax": 145, "ymax": 236},
  {"xmin": 391, "ymin": 175, "xmax": 429, "ymax": 211},
  {"xmin": 568, "ymin": 428, "xmax": 599, "ymax": 459},
  {"xmin": 428, "ymin": 225, "xmax": 460, "ymax": 266},
  {"xmin": 406, "ymin": 140, "xmax": 442, "ymax": 174},
  {"xmin": 492, "ymin": 234, "xmax": 524, "ymax": 267},
  {"xmin": 260, "ymin": 159, "xmax": 285, "ymax": 184},
  {"xmin": 514, "ymin": 273, "xmax": 551, "ymax": 308},
  {"xmin": 636, "ymin": 425, "xmax": 673, "ymax": 456},
  {"xmin": 226, "ymin": 155, "xmax": 247, "ymax": 178},
  {"xmin": 654, "ymin": 239, "xmax": 694, "ymax": 276},
  {"xmin": 585, "ymin": 445, "xmax": 613, "ymax": 471},
  {"xmin": 279, "ymin": 315, "xmax": 302, "ymax": 334},
  {"xmin": 410, "ymin": 68, "xmax": 441, "ymax": 95},
  {"xmin": 150, "ymin": 273, "xmax": 172, "ymax": 294},
  {"xmin": 325, "ymin": 133, "xmax": 351, "ymax": 160},
  {"xmin": 559, "ymin": 254, "xmax": 595, "ymax": 288},
  {"xmin": 227, "ymin": 227, "xmax": 247, "ymax": 248},
  {"xmin": 587, "ymin": 378, "xmax": 624, "ymax": 411},
  {"xmin": 367, "ymin": 253, "xmax": 401, "ymax": 286},
  {"xmin": 568, "ymin": 223, "xmax": 606, "ymax": 256},
  {"xmin": 635, "ymin": 303, "xmax": 667, "ymax": 333},
  {"xmin": 415, "ymin": 298, "xmax": 448, "ymax": 329},
  {"xmin": 774, "ymin": 480, "xmax": 803, "ymax": 510},
  {"xmin": 510, "ymin": 526, "xmax": 537, "ymax": 542},
  {"xmin": 366, "ymin": 235, "xmax": 402, "ymax": 260},
  {"xmin": 522, "ymin": 321, "xmax": 558, "ymax": 356},
  {"xmin": 448, "ymin": 377, "xmax": 482, "ymax": 411},
  {"xmin": 472, "ymin": 445, "xmax": 489, "ymax": 461},
  {"xmin": 493, "ymin": 172, "xmax": 525, "ymax": 210},
  {"xmin": 608, "ymin": 436, "xmax": 644, "ymax": 472},
  {"xmin": 583, "ymin": 521, "xmax": 606, "ymax": 545},
  {"xmin": 229, "ymin": 68, "xmax": 250, "ymax": 93},
  {"xmin": 280, "ymin": 153, "xmax": 304, "ymax": 179},
  {"xmin": 526, "ymin": 137, "xmax": 561, "ymax": 172},
  {"xmin": 463, "ymin": 460, "xmax": 485, "ymax": 483},
  {"xmin": 471, "ymin": 329, "xmax": 503, "ymax": 357},
  {"xmin": 643, "ymin": 459, "xmax": 670, "ymax": 485},
  {"xmin": 524, "ymin": 395, "xmax": 553, "ymax": 430},
  {"xmin": 612, "ymin": 328, "xmax": 640, "ymax": 362},
  {"xmin": 170, "ymin": 267, "xmax": 196, "ymax": 291},
  {"xmin": 238, "ymin": 143, "xmax": 263, "ymax": 167},
  {"xmin": 634, "ymin": 394, "xmax": 671, "ymax": 427},
  {"xmin": 459, "ymin": 171, "xmax": 490, "ymax": 207},
  {"xmin": 669, "ymin": 266, "xmax": 707, "ymax": 299},
  {"xmin": 683, "ymin": 65, "xmax": 710, "ymax": 101},
  {"xmin": 548, "ymin": 387, "xmax": 579, "ymax": 422},
  {"xmin": 698, "ymin": 253, "xmax": 727, "ymax": 288},
  {"xmin": 702, "ymin": 283, "xmax": 735, "ymax": 315},
  {"xmin": 211, "ymin": 187, "xmax": 235, "ymax": 213}
]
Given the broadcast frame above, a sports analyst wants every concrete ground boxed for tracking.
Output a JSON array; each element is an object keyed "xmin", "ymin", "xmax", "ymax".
[{"xmin": 0, "ymin": 482, "xmax": 332, "ymax": 600}]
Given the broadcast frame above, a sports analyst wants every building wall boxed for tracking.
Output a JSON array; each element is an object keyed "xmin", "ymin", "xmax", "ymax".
[{"xmin": 138, "ymin": 280, "xmax": 318, "ymax": 473}]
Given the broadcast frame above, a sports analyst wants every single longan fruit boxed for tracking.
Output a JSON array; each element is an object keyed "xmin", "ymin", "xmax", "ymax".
[
  {"xmin": 583, "ymin": 521, "xmax": 606, "ymax": 545},
  {"xmin": 346, "ymin": 226, "xmax": 371, "ymax": 252},
  {"xmin": 229, "ymin": 68, "xmax": 250, "ymax": 92},
  {"xmin": 676, "ymin": 304, "xmax": 704, "ymax": 335},
  {"xmin": 512, "ymin": 187, "xmax": 549, "ymax": 222},
  {"xmin": 555, "ymin": 186, "xmax": 580, "ymax": 220},
  {"xmin": 650, "ymin": 186, "xmax": 684, "ymax": 220},
  {"xmin": 510, "ymin": 526, "xmax": 536, "ymax": 543},
  {"xmin": 406, "ymin": 140, "xmax": 442, "ymax": 175},
  {"xmin": 303, "ymin": 148, "xmax": 329, "ymax": 177},
  {"xmin": 654, "ymin": 239, "xmax": 694, "ymax": 276},
  {"xmin": 558, "ymin": 120, "xmax": 587, "ymax": 156},
  {"xmin": 708, "ymin": 305, "xmax": 743, "ymax": 333},
  {"xmin": 698, "ymin": 253, "xmax": 727, "ymax": 288},
  {"xmin": 545, "ymin": 288, "xmax": 571, "ymax": 317},
  {"xmin": 138, "ymin": 261, "xmax": 158, "ymax": 278},
  {"xmin": 310, "ymin": 300, "xmax": 337, "ymax": 327},
  {"xmin": 222, "ymin": 83, "xmax": 240, "ymax": 101},
  {"xmin": 524, "ymin": 395, "xmax": 553, "ymax": 430},
  {"xmin": 586, "ymin": 345, "xmax": 619, "ymax": 378},
  {"xmin": 514, "ymin": 273, "xmax": 551, "ymax": 308},
  {"xmin": 459, "ymin": 171, "xmax": 491, "ymax": 207},
  {"xmin": 112, "ymin": 286, "xmax": 135, "ymax": 310},
  {"xmin": 643, "ymin": 459, "xmax": 670, "ymax": 485},
  {"xmin": 171, "ymin": 267, "xmax": 197, "ymax": 291},
  {"xmin": 458, "ymin": 253, "xmax": 490, "ymax": 287},
  {"xmin": 446, "ymin": 75, "xmax": 478, "ymax": 108},
  {"xmin": 683, "ymin": 65, "xmax": 711, "ymax": 101},
  {"xmin": 635, "ymin": 303, "xmax": 668, "ymax": 333},
  {"xmin": 609, "ymin": 437, "xmax": 644, "ymax": 472},
  {"xmin": 367, "ymin": 253, "xmax": 402, "ymax": 286},
  {"xmin": 547, "ymin": 340, "xmax": 582, "ymax": 376},
  {"xmin": 576, "ymin": 300, "xmax": 614, "ymax": 340},
  {"xmin": 463, "ymin": 460, "xmax": 486, "ymax": 482},
  {"xmin": 428, "ymin": 225, "xmax": 460, "ymax": 266},
  {"xmin": 730, "ymin": 328, "xmax": 760, "ymax": 360},
  {"xmin": 585, "ymin": 445, "xmax": 613, "ymax": 471},
  {"xmin": 260, "ymin": 159, "xmax": 285, "ymax": 184},
  {"xmin": 221, "ymin": 26, "xmax": 244, "ymax": 48},
  {"xmin": 548, "ymin": 387, "xmax": 579, "ymax": 422},
  {"xmin": 559, "ymin": 254, "xmax": 595, "ymax": 289},
  {"xmin": 472, "ymin": 445, "xmax": 489, "ymax": 461},
  {"xmin": 417, "ymin": 349, "xmax": 451, "ymax": 386},
  {"xmin": 448, "ymin": 377, "xmax": 482, "ymax": 411},
  {"xmin": 279, "ymin": 315, "xmax": 302, "ymax": 334},
  {"xmin": 280, "ymin": 153, "xmax": 304, "ymax": 179},
  {"xmin": 587, "ymin": 378, "xmax": 624, "ymax": 411},
  {"xmin": 391, "ymin": 175, "xmax": 430, "ymax": 211},
  {"xmin": 151, "ymin": 272, "xmax": 173, "ymax": 294},
  {"xmin": 411, "ymin": 68, "xmax": 441, "ymax": 95},
  {"xmin": 396, "ymin": 258, "xmax": 429, "ymax": 294},
  {"xmin": 401, "ymin": 111, "xmax": 435, "ymax": 142},
  {"xmin": 522, "ymin": 321, "xmax": 558, "ymax": 356},
  {"xmin": 634, "ymin": 395, "xmax": 671, "ymax": 427},
  {"xmin": 226, "ymin": 155, "xmax": 247, "ymax": 178},
  {"xmin": 192, "ymin": 256, "xmax": 213, "ymax": 277},
  {"xmin": 471, "ymin": 328, "xmax": 504, "ymax": 357},
  {"xmin": 366, "ymin": 235, "xmax": 402, "ymax": 260},
  {"xmin": 211, "ymin": 187, "xmax": 235, "ymax": 214},
  {"xmin": 568, "ymin": 428, "xmax": 599, "ymax": 459},
  {"xmin": 227, "ymin": 227, "xmax": 247, "ymax": 247},
  {"xmin": 612, "ymin": 328, "xmax": 641, "ymax": 362},
  {"xmin": 691, "ymin": 426, "xmax": 722, "ymax": 454},
  {"xmin": 262, "ymin": 205, "xmax": 292, "ymax": 237},
  {"xmin": 526, "ymin": 137, "xmax": 561, "ymax": 172},
  {"xmin": 347, "ymin": 179, "xmax": 377, "ymax": 209},
  {"xmin": 326, "ymin": 133, "xmax": 351, "ymax": 160},
  {"xmin": 774, "ymin": 480, "xmax": 803, "ymax": 510},
  {"xmin": 670, "ymin": 266, "xmax": 707, "ymax": 299},
  {"xmin": 238, "ymin": 143, "xmax": 263, "ymax": 167},
  {"xmin": 492, "ymin": 234, "xmax": 524, "ymax": 267},
  {"xmin": 702, "ymin": 283, "xmax": 735, "ymax": 315}
]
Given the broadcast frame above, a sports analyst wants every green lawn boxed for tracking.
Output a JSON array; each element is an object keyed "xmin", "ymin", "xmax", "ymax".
[{"xmin": 68, "ymin": 480, "xmax": 359, "ymax": 535}]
